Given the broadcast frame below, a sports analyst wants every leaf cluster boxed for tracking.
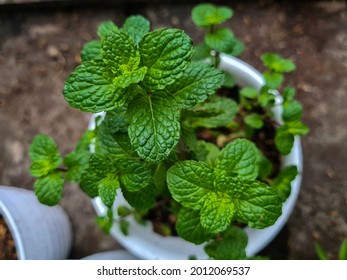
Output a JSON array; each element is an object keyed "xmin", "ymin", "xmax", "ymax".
[{"xmin": 28, "ymin": 3, "xmax": 309, "ymax": 260}]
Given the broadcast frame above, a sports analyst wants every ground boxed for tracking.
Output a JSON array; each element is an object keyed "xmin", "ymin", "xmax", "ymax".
[{"xmin": 0, "ymin": 0, "xmax": 346, "ymax": 259}]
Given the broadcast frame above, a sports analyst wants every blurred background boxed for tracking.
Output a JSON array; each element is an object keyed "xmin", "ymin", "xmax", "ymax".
[{"xmin": 0, "ymin": 0, "xmax": 346, "ymax": 259}]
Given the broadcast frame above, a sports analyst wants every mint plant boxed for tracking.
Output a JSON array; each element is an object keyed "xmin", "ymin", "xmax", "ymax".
[{"xmin": 28, "ymin": 3, "xmax": 308, "ymax": 260}]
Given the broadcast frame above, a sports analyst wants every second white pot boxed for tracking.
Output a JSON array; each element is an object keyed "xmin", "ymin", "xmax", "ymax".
[{"xmin": 0, "ymin": 185, "xmax": 73, "ymax": 260}]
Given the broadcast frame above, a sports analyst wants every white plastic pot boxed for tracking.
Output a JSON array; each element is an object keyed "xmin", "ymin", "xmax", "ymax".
[
  {"xmin": 0, "ymin": 185, "xmax": 73, "ymax": 260},
  {"xmin": 81, "ymin": 250, "xmax": 138, "ymax": 260},
  {"xmin": 90, "ymin": 54, "xmax": 303, "ymax": 260}
]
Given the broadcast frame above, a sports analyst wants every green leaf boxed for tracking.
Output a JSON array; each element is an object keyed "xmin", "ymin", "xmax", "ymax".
[
  {"xmin": 232, "ymin": 179, "xmax": 282, "ymax": 229},
  {"xmin": 215, "ymin": 138, "xmax": 259, "ymax": 180},
  {"xmin": 112, "ymin": 66, "xmax": 147, "ymax": 89},
  {"xmin": 122, "ymin": 183, "xmax": 156, "ymax": 212},
  {"xmin": 81, "ymin": 40, "xmax": 101, "ymax": 62},
  {"xmin": 339, "ymin": 239, "xmax": 347, "ymax": 260},
  {"xmin": 116, "ymin": 158, "xmax": 151, "ymax": 192},
  {"xmin": 184, "ymin": 95, "xmax": 238, "ymax": 128},
  {"xmin": 167, "ymin": 161, "xmax": 214, "ymax": 210},
  {"xmin": 263, "ymin": 71, "xmax": 284, "ymax": 89},
  {"xmin": 258, "ymin": 86, "xmax": 276, "ymax": 107},
  {"xmin": 80, "ymin": 170, "xmax": 100, "ymax": 198},
  {"xmin": 29, "ymin": 134, "xmax": 62, "ymax": 177},
  {"xmin": 271, "ymin": 165, "xmax": 298, "ymax": 202},
  {"xmin": 261, "ymin": 53, "xmax": 296, "ymax": 73},
  {"xmin": 244, "ymin": 113, "xmax": 264, "ymax": 129},
  {"xmin": 314, "ymin": 242, "xmax": 329, "ymax": 260},
  {"xmin": 122, "ymin": 15, "xmax": 150, "ymax": 45},
  {"xmin": 96, "ymin": 208, "xmax": 114, "ymax": 235},
  {"xmin": 240, "ymin": 87, "xmax": 258, "ymax": 99},
  {"xmin": 101, "ymin": 30, "xmax": 139, "ymax": 74},
  {"xmin": 176, "ymin": 208, "xmax": 214, "ymax": 244},
  {"xmin": 193, "ymin": 141, "xmax": 220, "ymax": 167},
  {"xmin": 80, "ymin": 154, "xmax": 119, "ymax": 200},
  {"xmin": 222, "ymin": 71, "xmax": 236, "ymax": 88},
  {"xmin": 127, "ymin": 92, "xmax": 180, "ymax": 163},
  {"xmin": 192, "ymin": 43, "xmax": 211, "ymax": 62},
  {"xmin": 200, "ymin": 192, "xmax": 234, "ymax": 233},
  {"xmin": 275, "ymin": 127, "xmax": 294, "ymax": 155},
  {"xmin": 119, "ymin": 219, "xmax": 130, "ymax": 236},
  {"xmin": 282, "ymin": 100, "xmax": 303, "ymax": 122},
  {"xmin": 117, "ymin": 205, "xmax": 132, "ymax": 217},
  {"xmin": 139, "ymin": 28, "xmax": 193, "ymax": 91},
  {"xmin": 63, "ymin": 151, "xmax": 90, "ymax": 182},
  {"xmin": 205, "ymin": 226, "xmax": 248, "ymax": 260},
  {"xmin": 258, "ymin": 154, "xmax": 273, "ymax": 180},
  {"xmin": 98, "ymin": 174, "xmax": 119, "ymax": 207},
  {"xmin": 283, "ymin": 86, "xmax": 296, "ymax": 101},
  {"xmin": 63, "ymin": 61, "xmax": 125, "ymax": 113},
  {"xmin": 34, "ymin": 172, "xmax": 64, "ymax": 206},
  {"xmin": 205, "ymin": 28, "xmax": 244, "ymax": 56},
  {"xmin": 97, "ymin": 21, "xmax": 118, "ymax": 38},
  {"xmin": 168, "ymin": 63, "xmax": 224, "ymax": 109},
  {"xmin": 192, "ymin": 3, "xmax": 233, "ymax": 27},
  {"xmin": 89, "ymin": 153, "xmax": 114, "ymax": 177},
  {"xmin": 286, "ymin": 121, "xmax": 309, "ymax": 136}
]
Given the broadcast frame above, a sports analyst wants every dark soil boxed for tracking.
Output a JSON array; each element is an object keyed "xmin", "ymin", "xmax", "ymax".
[{"xmin": 0, "ymin": 215, "xmax": 18, "ymax": 260}]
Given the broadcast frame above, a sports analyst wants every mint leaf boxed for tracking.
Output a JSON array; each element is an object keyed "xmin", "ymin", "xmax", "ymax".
[
  {"xmin": 96, "ymin": 210, "xmax": 114, "ymax": 235},
  {"xmin": 192, "ymin": 43, "xmax": 211, "ymax": 62},
  {"xmin": 101, "ymin": 30, "xmax": 138, "ymax": 73},
  {"xmin": 271, "ymin": 165, "xmax": 298, "ymax": 202},
  {"xmin": 258, "ymin": 86, "xmax": 276, "ymax": 107},
  {"xmin": 139, "ymin": 28, "xmax": 193, "ymax": 91},
  {"xmin": 192, "ymin": 3, "xmax": 233, "ymax": 27},
  {"xmin": 222, "ymin": 71, "xmax": 236, "ymax": 88},
  {"xmin": 282, "ymin": 100, "xmax": 303, "ymax": 122},
  {"xmin": 205, "ymin": 226, "xmax": 248, "ymax": 260},
  {"xmin": 176, "ymin": 208, "xmax": 214, "ymax": 244},
  {"xmin": 116, "ymin": 158, "xmax": 151, "ymax": 192},
  {"xmin": 216, "ymin": 138, "xmax": 259, "ymax": 180},
  {"xmin": 34, "ymin": 172, "xmax": 64, "ymax": 206},
  {"xmin": 184, "ymin": 95, "xmax": 238, "ymax": 128},
  {"xmin": 122, "ymin": 15, "xmax": 150, "ymax": 45},
  {"xmin": 200, "ymin": 192, "xmax": 234, "ymax": 233},
  {"xmin": 232, "ymin": 179, "xmax": 282, "ymax": 228},
  {"xmin": 275, "ymin": 127, "xmax": 294, "ymax": 155},
  {"xmin": 112, "ymin": 66, "xmax": 147, "ymax": 89},
  {"xmin": 244, "ymin": 113, "xmax": 264, "ymax": 129},
  {"xmin": 258, "ymin": 154, "xmax": 273, "ymax": 180},
  {"xmin": 261, "ymin": 53, "xmax": 296, "ymax": 73},
  {"xmin": 80, "ymin": 171, "xmax": 100, "ymax": 198},
  {"xmin": 127, "ymin": 92, "xmax": 180, "ymax": 163},
  {"xmin": 240, "ymin": 87, "xmax": 258, "ymax": 99},
  {"xmin": 98, "ymin": 174, "xmax": 119, "ymax": 207},
  {"xmin": 122, "ymin": 183, "xmax": 156, "ymax": 212},
  {"xmin": 167, "ymin": 161, "xmax": 214, "ymax": 210},
  {"xmin": 169, "ymin": 63, "xmax": 224, "ymax": 109},
  {"xmin": 205, "ymin": 28, "xmax": 244, "ymax": 56},
  {"xmin": 286, "ymin": 121, "xmax": 309, "ymax": 135},
  {"xmin": 63, "ymin": 61, "xmax": 125, "ymax": 113},
  {"xmin": 63, "ymin": 151, "xmax": 90, "ymax": 182},
  {"xmin": 263, "ymin": 71, "xmax": 284, "ymax": 89},
  {"xmin": 97, "ymin": 21, "xmax": 118, "ymax": 38},
  {"xmin": 283, "ymin": 86, "xmax": 296, "ymax": 101},
  {"xmin": 339, "ymin": 239, "xmax": 347, "ymax": 260},
  {"xmin": 29, "ymin": 134, "xmax": 62, "ymax": 177},
  {"xmin": 81, "ymin": 40, "xmax": 101, "ymax": 62},
  {"xmin": 193, "ymin": 141, "xmax": 220, "ymax": 167}
]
